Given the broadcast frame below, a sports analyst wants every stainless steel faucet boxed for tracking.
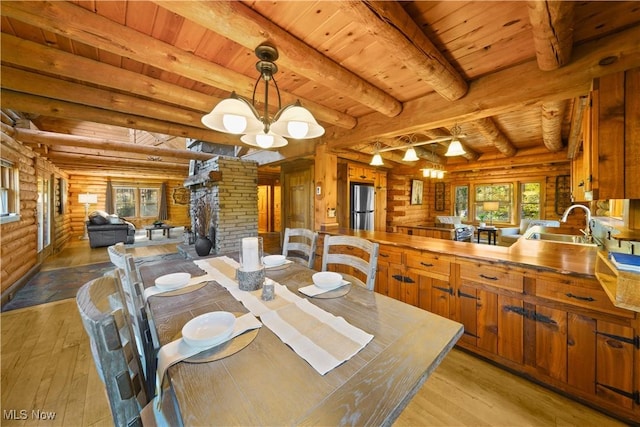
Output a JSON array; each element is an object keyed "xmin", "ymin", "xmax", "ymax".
[{"xmin": 561, "ymin": 204, "xmax": 593, "ymax": 243}]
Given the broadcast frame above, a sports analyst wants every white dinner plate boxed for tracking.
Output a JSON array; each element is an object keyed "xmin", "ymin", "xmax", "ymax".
[
  {"xmin": 155, "ymin": 272, "xmax": 191, "ymax": 290},
  {"xmin": 182, "ymin": 311, "xmax": 236, "ymax": 348},
  {"xmin": 263, "ymin": 255, "xmax": 286, "ymax": 267}
]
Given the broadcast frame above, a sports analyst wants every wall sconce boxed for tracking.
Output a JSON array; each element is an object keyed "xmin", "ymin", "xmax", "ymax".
[{"xmin": 78, "ymin": 193, "xmax": 98, "ymax": 240}]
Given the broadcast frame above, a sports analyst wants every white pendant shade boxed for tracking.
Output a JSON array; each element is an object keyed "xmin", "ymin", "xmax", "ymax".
[
  {"xmin": 201, "ymin": 97, "xmax": 263, "ymax": 135},
  {"xmin": 370, "ymin": 153, "xmax": 384, "ymax": 166},
  {"xmin": 445, "ymin": 139, "xmax": 466, "ymax": 156},
  {"xmin": 240, "ymin": 131, "xmax": 288, "ymax": 149},
  {"xmin": 422, "ymin": 168, "xmax": 431, "ymax": 177},
  {"xmin": 271, "ymin": 104, "xmax": 325, "ymax": 139},
  {"xmin": 402, "ymin": 147, "xmax": 419, "ymax": 161}
]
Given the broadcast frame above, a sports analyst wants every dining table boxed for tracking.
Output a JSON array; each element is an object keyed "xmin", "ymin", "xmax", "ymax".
[{"xmin": 140, "ymin": 255, "xmax": 463, "ymax": 426}]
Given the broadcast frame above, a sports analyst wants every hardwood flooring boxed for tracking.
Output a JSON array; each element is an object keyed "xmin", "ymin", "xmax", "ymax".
[{"xmin": 1, "ymin": 239, "xmax": 626, "ymax": 426}]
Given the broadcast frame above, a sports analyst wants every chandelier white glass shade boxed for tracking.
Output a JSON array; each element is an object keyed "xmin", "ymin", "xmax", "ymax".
[
  {"xmin": 402, "ymin": 146, "xmax": 419, "ymax": 161},
  {"xmin": 445, "ymin": 138, "xmax": 466, "ymax": 156},
  {"xmin": 201, "ymin": 44, "xmax": 324, "ymax": 148}
]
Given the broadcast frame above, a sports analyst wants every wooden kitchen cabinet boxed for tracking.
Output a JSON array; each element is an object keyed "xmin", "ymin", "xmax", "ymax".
[
  {"xmin": 348, "ymin": 164, "xmax": 376, "ymax": 182},
  {"xmin": 579, "ymin": 67, "xmax": 640, "ymax": 201},
  {"xmin": 532, "ymin": 271, "xmax": 639, "ymax": 418},
  {"xmin": 456, "ymin": 260, "xmax": 525, "ymax": 364}
]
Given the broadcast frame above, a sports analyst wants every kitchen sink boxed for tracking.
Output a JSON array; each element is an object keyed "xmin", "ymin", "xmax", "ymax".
[{"xmin": 524, "ymin": 226, "xmax": 598, "ymax": 247}]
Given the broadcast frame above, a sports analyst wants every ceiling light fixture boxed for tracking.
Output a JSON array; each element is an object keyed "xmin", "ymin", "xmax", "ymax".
[
  {"xmin": 445, "ymin": 123, "xmax": 466, "ymax": 156},
  {"xmin": 201, "ymin": 43, "xmax": 324, "ymax": 149},
  {"xmin": 402, "ymin": 146, "xmax": 419, "ymax": 161},
  {"xmin": 370, "ymin": 142, "xmax": 384, "ymax": 166}
]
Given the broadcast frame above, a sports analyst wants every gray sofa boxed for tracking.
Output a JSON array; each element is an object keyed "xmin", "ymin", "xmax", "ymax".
[{"xmin": 86, "ymin": 210, "xmax": 136, "ymax": 248}]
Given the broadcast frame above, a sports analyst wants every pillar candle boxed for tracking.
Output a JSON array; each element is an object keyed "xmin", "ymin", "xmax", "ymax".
[{"xmin": 241, "ymin": 237, "xmax": 261, "ymax": 271}]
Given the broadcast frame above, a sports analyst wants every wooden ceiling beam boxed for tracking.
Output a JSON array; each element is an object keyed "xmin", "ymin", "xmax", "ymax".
[
  {"xmin": 38, "ymin": 151, "xmax": 187, "ymax": 171},
  {"xmin": 473, "ymin": 118, "xmax": 517, "ymax": 157},
  {"xmin": 326, "ymin": 25, "xmax": 640, "ymax": 147},
  {"xmin": 1, "ymin": 34, "xmax": 219, "ymax": 118},
  {"xmin": 0, "ymin": 0, "xmax": 356, "ymax": 130},
  {"xmin": 339, "ymin": 1, "xmax": 467, "ymax": 101},
  {"xmin": 540, "ymin": 100, "xmax": 567, "ymax": 153},
  {"xmin": 1, "ymin": 66, "xmax": 208, "ymax": 129},
  {"xmin": 156, "ymin": 1, "xmax": 402, "ymax": 118},
  {"xmin": 445, "ymin": 147, "xmax": 569, "ymax": 172},
  {"xmin": 6, "ymin": 122, "xmax": 213, "ymax": 162},
  {"xmin": 527, "ymin": 0, "xmax": 575, "ymax": 71},
  {"xmin": 0, "ymin": 90, "xmax": 240, "ymax": 145}
]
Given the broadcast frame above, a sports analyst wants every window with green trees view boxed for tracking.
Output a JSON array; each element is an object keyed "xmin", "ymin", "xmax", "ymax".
[
  {"xmin": 114, "ymin": 186, "xmax": 159, "ymax": 218},
  {"xmin": 520, "ymin": 182, "xmax": 541, "ymax": 219},
  {"xmin": 474, "ymin": 183, "xmax": 512, "ymax": 223}
]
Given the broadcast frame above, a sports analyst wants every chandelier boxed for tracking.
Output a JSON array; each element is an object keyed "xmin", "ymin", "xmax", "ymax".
[{"xmin": 201, "ymin": 43, "xmax": 325, "ymax": 149}]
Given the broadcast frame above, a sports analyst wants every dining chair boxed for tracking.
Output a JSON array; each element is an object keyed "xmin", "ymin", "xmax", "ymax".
[
  {"xmin": 321, "ymin": 235, "xmax": 379, "ymax": 290},
  {"xmin": 108, "ymin": 242, "xmax": 127, "ymax": 269},
  {"xmin": 76, "ymin": 271, "xmax": 178, "ymax": 426},
  {"xmin": 282, "ymin": 227, "xmax": 318, "ymax": 269},
  {"xmin": 122, "ymin": 256, "xmax": 158, "ymax": 399}
]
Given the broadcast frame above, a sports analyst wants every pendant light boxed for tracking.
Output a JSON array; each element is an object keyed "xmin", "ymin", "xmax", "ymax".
[
  {"xmin": 201, "ymin": 43, "xmax": 324, "ymax": 148},
  {"xmin": 370, "ymin": 141, "xmax": 385, "ymax": 166},
  {"xmin": 402, "ymin": 146, "xmax": 419, "ymax": 161},
  {"xmin": 445, "ymin": 123, "xmax": 466, "ymax": 156}
]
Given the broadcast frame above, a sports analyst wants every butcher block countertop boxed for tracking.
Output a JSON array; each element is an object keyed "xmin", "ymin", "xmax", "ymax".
[{"xmin": 324, "ymin": 229, "xmax": 598, "ymax": 278}]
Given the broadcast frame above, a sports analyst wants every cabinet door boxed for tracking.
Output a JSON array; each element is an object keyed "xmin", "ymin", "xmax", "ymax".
[
  {"xmin": 596, "ymin": 320, "xmax": 636, "ymax": 409},
  {"xmin": 498, "ymin": 295, "xmax": 524, "ymax": 364},
  {"xmin": 477, "ymin": 289, "xmax": 498, "ymax": 354},
  {"xmin": 417, "ymin": 273, "xmax": 453, "ymax": 318},
  {"xmin": 567, "ymin": 313, "xmax": 597, "ymax": 394},
  {"xmin": 534, "ymin": 305, "xmax": 567, "ymax": 382},
  {"xmin": 457, "ymin": 284, "xmax": 479, "ymax": 346}
]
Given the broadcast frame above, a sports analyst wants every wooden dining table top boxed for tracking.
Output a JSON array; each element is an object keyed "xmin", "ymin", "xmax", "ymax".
[{"xmin": 142, "ymin": 256, "xmax": 463, "ymax": 426}]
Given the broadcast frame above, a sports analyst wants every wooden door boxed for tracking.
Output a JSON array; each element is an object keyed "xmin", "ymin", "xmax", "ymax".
[
  {"xmin": 596, "ymin": 320, "xmax": 636, "ymax": 409},
  {"xmin": 273, "ymin": 185, "xmax": 282, "ymax": 232},
  {"xmin": 457, "ymin": 283, "xmax": 479, "ymax": 346},
  {"xmin": 534, "ymin": 305, "xmax": 567, "ymax": 382},
  {"xmin": 258, "ymin": 185, "xmax": 269, "ymax": 233},
  {"xmin": 498, "ymin": 295, "xmax": 524, "ymax": 364},
  {"xmin": 284, "ymin": 168, "xmax": 313, "ymax": 230}
]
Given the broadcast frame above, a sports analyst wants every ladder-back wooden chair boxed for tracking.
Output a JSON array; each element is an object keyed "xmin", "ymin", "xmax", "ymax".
[
  {"xmin": 76, "ymin": 271, "xmax": 178, "ymax": 426},
  {"xmin": 321, "ymin": 235, "xmax": 379, "ymax": 290},
  {"xmin": 282, "ymin": 227, "xmax": 318, "ymax": 269}
]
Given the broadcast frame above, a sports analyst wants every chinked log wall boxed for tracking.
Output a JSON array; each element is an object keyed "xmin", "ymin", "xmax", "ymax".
[
  {"xmin": 386, "ymin": 162, "xmax": 574, "ymax": 230},
  {"xmin": 0, "ymin": 132, "xmax": 68, "ymax": 298}
]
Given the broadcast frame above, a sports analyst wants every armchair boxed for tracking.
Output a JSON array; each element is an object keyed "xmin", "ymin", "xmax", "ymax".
[
  {"xmin": 497, "ymin": 219, "xmax": 560, "ymax": 246},
  {"xmin": 435, "ymin": 216, "xmax": 475, "ymax": 242}
]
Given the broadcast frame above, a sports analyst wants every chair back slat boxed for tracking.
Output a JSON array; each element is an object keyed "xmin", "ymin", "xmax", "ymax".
[
  {"xmin": 282, "ymin": 228, "xmax": 318, "ymax": 269},
  {"xmin": 321, "ymin": 235, "xmax": 379, "ymax": 290}
]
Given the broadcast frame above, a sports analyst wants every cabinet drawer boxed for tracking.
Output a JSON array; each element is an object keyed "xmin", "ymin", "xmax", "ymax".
[
  {"xmin": 378, "ymin": 245, "xmax": 403, "ymax": 265},
  {"xmin": 536, "ymin": 277, "xmax": 635, "ymax": 318},
  {"xmin": 459, "ymin": 262, "xmax": 523, "ymax": 292},
  {"xmin": 406, "ymin": 250, "xmax": 452, "ymax": 276}
]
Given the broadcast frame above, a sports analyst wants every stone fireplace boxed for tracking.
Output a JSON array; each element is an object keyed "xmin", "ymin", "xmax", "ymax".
[{"xmin": 189, "ymin": 154, "xmax": 259, "ymax": 255}]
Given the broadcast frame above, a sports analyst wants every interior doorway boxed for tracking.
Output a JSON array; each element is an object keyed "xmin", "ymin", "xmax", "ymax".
[{"xmin": 258, "ymin": 184, "xmax": 281, "ymax": 233}]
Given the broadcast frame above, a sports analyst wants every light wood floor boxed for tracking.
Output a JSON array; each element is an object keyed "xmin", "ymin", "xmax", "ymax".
[{"xmin": 1, "ymin": 240, "xmax": 627, "ymax": 426}]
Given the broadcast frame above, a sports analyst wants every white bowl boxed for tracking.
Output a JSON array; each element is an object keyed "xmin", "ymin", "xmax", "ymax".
[
  {"xmin": 312, "ymin": 271, "xmax": 343, "ymax": 289},
  {"xmin": 155, "ymin": 272, "xmax": 191, "ymax": 290},
  {"xmin": 181, "ymin": 312, "xmax": 236, "ymax": 348},
  {"xmin": 263, "ymin": 255, "xmax": 286, "ymax": 267}
]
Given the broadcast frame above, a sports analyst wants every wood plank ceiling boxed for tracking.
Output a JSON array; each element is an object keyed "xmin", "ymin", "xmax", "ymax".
[{"xmin": 1, "ymin": 1, "xmax": 639, "ymax": 178}]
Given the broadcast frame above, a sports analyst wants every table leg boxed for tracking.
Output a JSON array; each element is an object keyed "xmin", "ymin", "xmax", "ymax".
[
  {"xmin": 477, "ymin": 231, "xmax": 481, "ymax": 244},
  {"xmin": 147, "ymin": 230, "xmax": 151, "ymax": 240},
  {"xmin": 166, "ymin": 228, "xmax": 171, "ymax": 239}
]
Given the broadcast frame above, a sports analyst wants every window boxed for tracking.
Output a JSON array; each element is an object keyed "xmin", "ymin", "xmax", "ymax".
[
  {"xmin": 454, "ymin": 185, "xmax": 469, "ymax": 221},
  {"xmin": 1, "ymin": 159, "xmax": 19, "ymax": 220},
  {"xmin": 114, "ymin": 186, "xmax": 159, "ymax": 218},
  {"xmin": 474, "ymin": 183, "xmax": 513, "ymax": 223},
  {"xmin": 520, "ymin": 182, "xmax": 541, "ymax": 220}
]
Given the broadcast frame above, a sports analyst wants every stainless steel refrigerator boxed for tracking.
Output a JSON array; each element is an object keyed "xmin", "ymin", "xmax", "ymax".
[{"xmin": 350, "ymin": 183, "xmax": 375, "ymax": 231}]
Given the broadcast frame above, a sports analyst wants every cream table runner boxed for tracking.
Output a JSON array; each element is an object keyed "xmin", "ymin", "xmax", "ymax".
[{"xmin": 194, "ymin": 257, "xmax": 374, "ymax": 375}]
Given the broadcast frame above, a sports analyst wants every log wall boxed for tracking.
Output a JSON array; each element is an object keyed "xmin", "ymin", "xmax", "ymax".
[
  {"xmin": 67, "ymin": 175, "xmax": 190, "ymax": 238},
  {"xmin": 387, "ymin": 162, "xmax": 580, "ymax": 230},
  {"xmin": 1, "ymin": 136, "xmax": 69, "ymax": 298}
]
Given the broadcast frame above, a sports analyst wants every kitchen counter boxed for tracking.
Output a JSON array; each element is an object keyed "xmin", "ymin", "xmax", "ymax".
[{"xmin": 323, "ymin": 228, "xmax": 598, "ymax": 278}]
